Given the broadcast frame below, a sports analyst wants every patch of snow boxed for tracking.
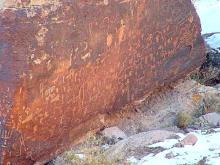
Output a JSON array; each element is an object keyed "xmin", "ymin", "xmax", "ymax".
[
  {"xmin": 75, "ymin": 153, "xmax": 85, "ymax": 160},
  {"xmin": 136, "ymin": 129, "xmax": 220, "ymax": 165},
  {"xmin": 149, "ymin": 139, "xmax": 180, "ymax": 149},
  {"xmin": 148, "ymin": 133, "xmax": 185, "ymax": 149},
  {"xmin": 205, "ymin": 33, "xmax": 220, "ymax": 50},
  {"xmin": 127, "ymin": 156, "xmax": 139, "ymax": 164},
  {"xmin": 101, "ymin": 144, "xmax": 110, "ymax": 150},
  {"xmin": 215, "ymin": 84, "xmax": 220, "ymax": 91},
  {"xmin": 193, "ymin": 0, "xmax": 220, "ymax": 34}
]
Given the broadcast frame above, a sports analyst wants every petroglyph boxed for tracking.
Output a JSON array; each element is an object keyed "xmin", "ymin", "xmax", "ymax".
[{"xmin": 0, "ymin": 0, "xmax": 205, "ymax": 164}]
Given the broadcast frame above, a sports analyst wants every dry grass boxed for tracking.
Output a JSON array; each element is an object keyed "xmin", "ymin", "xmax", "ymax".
[
  {"xmin": 53, "ymin": 134, "xmax": 120, "ymax": 165},
  {"xmin": 176, "ymin": 112, "xmax": 192, "ymax": 128}
]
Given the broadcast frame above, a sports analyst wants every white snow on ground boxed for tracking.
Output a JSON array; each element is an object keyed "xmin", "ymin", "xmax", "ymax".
[
  {"xmin": 75, "ymin": 153, "xmax": 85, "ymax": 160},
  {"xmin": 205, "ymin": 33, "xmax": 220, "ymax": 50},
  {"xmin": 128, "ymin": 129, "xmax": 220, "ymax": 165},
  {"xmin": 193, "ymin": 0, "xmax": 220, "ymax": 34}
]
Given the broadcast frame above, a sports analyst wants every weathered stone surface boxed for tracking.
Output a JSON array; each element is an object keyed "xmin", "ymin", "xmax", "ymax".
[
  {"xmin": 180, "ymin": 134, "xmax": 198, "ymax": 146},
  {"xmin": 0, "ymin": 0, "xmax": 205, "ymax": 164},
  {"xmin": 105, "ymin": 130, "xmax": 177, "ymax": 161},
  {"xmin": 197, "ymin": 33, "xmax": 220, "ymax": 85},
  {"xmin": 101, "ymin": 126, "xmax": 127, "ymax": 140},
  {"xmin": 200, "ymin": 113, "xmax": 220, "ymax": 126}
]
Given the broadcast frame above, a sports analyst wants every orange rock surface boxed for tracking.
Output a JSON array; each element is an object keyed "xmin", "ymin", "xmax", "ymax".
[{"xmin": 0, "ymin": 0, "xmax": 205, "ymax": 164}]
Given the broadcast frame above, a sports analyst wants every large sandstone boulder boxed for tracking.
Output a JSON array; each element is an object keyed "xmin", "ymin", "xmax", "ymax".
[{"xmin": 0, "ymin": 0, "xmax": 205, "ymax": 164}]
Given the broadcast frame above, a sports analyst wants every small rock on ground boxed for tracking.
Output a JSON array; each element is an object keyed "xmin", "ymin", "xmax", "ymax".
[
  {"xmin": 101, "ymin": 126, "xmax": 127, "ymax": 140},
  {"xmin": 180, "ymin": 134, "xmax": 198, "ymax": 146}
]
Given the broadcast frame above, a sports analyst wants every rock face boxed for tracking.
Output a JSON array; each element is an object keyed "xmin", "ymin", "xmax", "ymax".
[
  {"xmin": 105, "ymin": 130, "xmax": 177, "ymax": 161},
  {"xmin": 200, "ymin": 113, "xmax": 220, "ymax": 126},
  {"xmin": 197, "ymin": 33, "xmax": 220, "ymax": 86},
  {"xmin": 0, "ymin": 0, "xmax": 205, "ymax": 164}
]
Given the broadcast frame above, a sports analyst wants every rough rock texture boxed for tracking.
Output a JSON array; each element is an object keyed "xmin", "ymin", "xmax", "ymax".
[
  {"xmin": 104, "ymin": 130, "xmax": 176, "ymax": 161},
  {"xmin": 180, "ymin": 134, "xmax": 198, "ymax": 146},
  {"xmin": 200, "ymin": 113, "xmax": 220, "ymax": 126},
  {"xmin": 101, "ymin": 126, "xmax": 127, "ymax": 140},
  {"xmin": 0, "ymin": 0, "xmax": 205, "ymax": 164},
  {"xmin": 195, "ymin": 33, "xmax": 220, "ymax": 86}
]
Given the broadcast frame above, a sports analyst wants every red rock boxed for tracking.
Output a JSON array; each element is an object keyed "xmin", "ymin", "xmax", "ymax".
[
  {"xmin": 0, "ymin": 0, "xmax": 205, "ymax": 164},
  {"xmin": 180, "ymin": 134, "xmax": 198, "ymax": 146}
]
